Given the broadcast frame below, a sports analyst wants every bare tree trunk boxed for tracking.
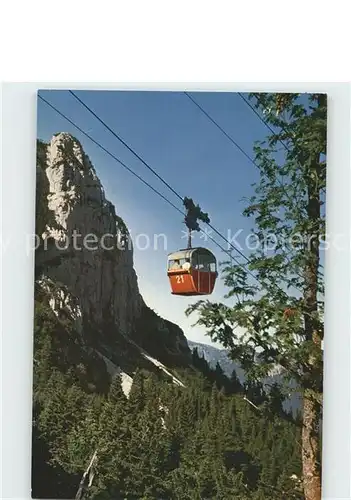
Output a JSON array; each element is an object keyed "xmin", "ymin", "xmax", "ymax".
[
  {"xmin": 75, "ymin": 450, "xmax": 98, "ymax": 500},
  {"xmin": 302, "ymin": 395, "xmax": 321, "ymax": 500},
  {"xmin": 302, "ymin": 138, "xmax": 323, "ymax": 499}
]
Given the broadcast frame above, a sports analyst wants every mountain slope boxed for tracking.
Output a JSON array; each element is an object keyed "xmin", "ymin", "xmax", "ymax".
[{"xmin": 35, "ymin": 133, "xmax": 191, "ymax": 391}]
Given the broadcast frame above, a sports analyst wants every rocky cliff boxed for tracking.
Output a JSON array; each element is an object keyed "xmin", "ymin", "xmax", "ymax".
[{"xmin": 34, "ymin": 133, "xmax": 191, "ymax": 392}]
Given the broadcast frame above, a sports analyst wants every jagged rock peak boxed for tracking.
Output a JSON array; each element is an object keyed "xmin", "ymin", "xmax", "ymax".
[
  {"xmin": 36, "ymin": 133, "xmax": 191, "ymax": 367},
  {"xmin": 38, "ymin": 132, "xmax": 142, "ymax": 334}
]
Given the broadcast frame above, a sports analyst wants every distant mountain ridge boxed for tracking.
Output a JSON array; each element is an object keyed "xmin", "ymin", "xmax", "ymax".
[
  {"xmin": 187, "ymin": 339, "xmax": 301, "ymax": 415},
  {"xmin": 187, "ymin": 339, "xmax": 246, "ymax": 381}
]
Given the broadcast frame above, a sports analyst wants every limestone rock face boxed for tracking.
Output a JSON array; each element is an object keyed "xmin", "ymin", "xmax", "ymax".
[
  {"xmin": 36, "ymin": 133, "xmax": 190, "ymax": 367},
  {"xmin": 38, "ymin": 132, "xmax": 143, "ymax": 335}
]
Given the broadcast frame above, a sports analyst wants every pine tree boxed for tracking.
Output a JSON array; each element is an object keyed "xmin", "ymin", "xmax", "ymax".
[
  {"xmin": 91, "ymin": 374, "xmax": 129, "ymax": 498},
  {"xmin": 229, "ymin": 368, "xmax": 243, "ymax": 394},
  {"xmin": 108, "ymin": 372, "xmax": 127, "ymax": 404},
  {"xmin": 127, "ymin": 368, "xmax": 146, "ymax": 413}
]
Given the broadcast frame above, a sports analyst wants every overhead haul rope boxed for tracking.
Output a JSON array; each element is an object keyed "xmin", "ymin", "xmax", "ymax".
[
  {"xmin": 41, "ymin": 93, "xmax": 302, "ymax": 295},
  {"xmin": 38, "ymin": 95, "xmax": 249, "ymax": 275},
  {"xmin": 68, "ymin": 91, "xmax": 305, "ymax": 297},
  {"xmin": 68, "ymin": 91, "xmax": 260, "ymax": 269}
]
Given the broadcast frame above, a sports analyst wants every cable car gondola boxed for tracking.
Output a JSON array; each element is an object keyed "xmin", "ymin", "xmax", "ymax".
[{"xmin": 167, "ymin": 247, "xmax": 217, "ymax": 296}]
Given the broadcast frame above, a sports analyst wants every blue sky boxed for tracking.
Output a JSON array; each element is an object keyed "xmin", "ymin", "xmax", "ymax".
[{"xmin": 36, "ymin": 90, "xmax": 284, "ymax": 347}]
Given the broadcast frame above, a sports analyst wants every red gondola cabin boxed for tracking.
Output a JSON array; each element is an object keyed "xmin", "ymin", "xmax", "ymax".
[{"xmin": 167, "ymin": 247, "xmax": 217, "ymax": 296}]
